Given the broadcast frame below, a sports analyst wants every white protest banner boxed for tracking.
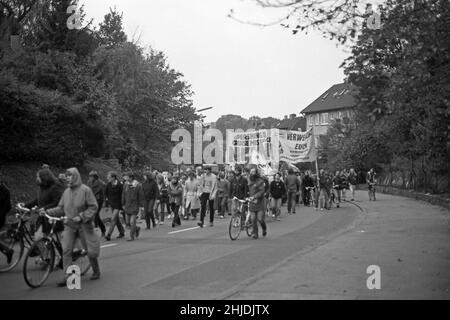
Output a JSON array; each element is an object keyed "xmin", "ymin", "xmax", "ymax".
[
  {"xmin": 279, "ymin": 128, "xmax": 317, "ymax": 164},
  {"xmin": 226, "ymin": 129, "xmax": 279, "ymax": 165}
]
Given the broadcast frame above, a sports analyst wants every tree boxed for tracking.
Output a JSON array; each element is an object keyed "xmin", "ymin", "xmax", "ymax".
[
  {"xmin": 321, "ymin": 0, "xmax": 450, "ymax": 193},
  {"xmin": 98, "ymin": 7, "xmax": 127, "ymax": 48}
]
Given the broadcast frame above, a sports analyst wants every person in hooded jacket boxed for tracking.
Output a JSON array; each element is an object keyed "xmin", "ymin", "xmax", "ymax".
[
  {"xmin": 25, "ymin": 168, "xmax": 65, "ymax": 240},
  {"xmin": 44, "ymin": 168, "xmax": 101, "ymax": 286}
]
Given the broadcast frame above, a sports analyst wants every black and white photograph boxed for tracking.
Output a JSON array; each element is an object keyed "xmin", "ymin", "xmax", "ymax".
[{"xmin": 0, "ymin": 0, "xmax": 449, "ymax": 305}]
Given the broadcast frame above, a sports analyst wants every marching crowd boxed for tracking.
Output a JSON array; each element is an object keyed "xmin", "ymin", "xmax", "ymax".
[{"xmin": 0, "ymin": 163, "xmax": 377, "ymax": 286}]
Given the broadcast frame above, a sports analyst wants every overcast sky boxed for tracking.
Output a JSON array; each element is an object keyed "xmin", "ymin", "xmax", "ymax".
[{"xmin": 82, "ymin": 0, "xmax": 349, "ymax": 123}]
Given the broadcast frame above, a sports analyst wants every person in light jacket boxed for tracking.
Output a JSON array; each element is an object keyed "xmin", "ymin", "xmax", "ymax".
[
  {"xmin": 168, "ymin": 176, "xmax": 183, "ymax": 228},
  {"xmin": 45, "ymin": 168, "xmax": 101, "ymax": 286},
  {"xmin": 121, "ymin": 172, "xmax": 144, "ymax": 241}
]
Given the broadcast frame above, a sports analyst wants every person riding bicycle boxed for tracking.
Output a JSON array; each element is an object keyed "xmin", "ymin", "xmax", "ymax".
[
  {"xmin": 25, "ymin": 168, "xmax": 65, "ymax": 241},
  {"xmin": 230, "ymin": 167, "xmax": 249, "ymax": 220},
  {"xmin": 0, "ymin": 169, "xmax": 13, "ymax": 264},
  {"xmin": 43, "ymin": 168, "xmax": 101, "ymax": 287},
  {"xmin": 366, "ymin": 168, "xmax": 377, "ymax": 201}
]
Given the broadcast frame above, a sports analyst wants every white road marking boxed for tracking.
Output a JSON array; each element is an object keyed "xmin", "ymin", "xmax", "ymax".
[
  {"xmin": 168, "ymin": 226, "xmax": 200, "ymax": 234},
  {"xmin": 101, "ymin": 243, "xmax": 118, "ymax": 248}
]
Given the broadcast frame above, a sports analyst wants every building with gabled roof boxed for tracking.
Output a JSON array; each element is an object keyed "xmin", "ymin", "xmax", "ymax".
[{"xmin": 301, "ymin": 82, "xmax": 358, "ymax": 147}]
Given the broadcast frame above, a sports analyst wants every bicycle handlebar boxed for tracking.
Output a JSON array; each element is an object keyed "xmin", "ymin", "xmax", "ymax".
[
  {"xmin": 232, "ymin": 197, "xmax": 250, "ymax": 203},
  {"xmin": 43, "ymin": 213, "xmax": 66, "ymax": 222}
]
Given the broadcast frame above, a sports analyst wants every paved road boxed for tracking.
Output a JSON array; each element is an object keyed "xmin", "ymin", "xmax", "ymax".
[
  {"xmin": 229, "ymin": 191, "xmax": 450, "ymax": 300},
  {"xmin": 0, "ymin": 199, "xmax": 359, "ymax": 300}
]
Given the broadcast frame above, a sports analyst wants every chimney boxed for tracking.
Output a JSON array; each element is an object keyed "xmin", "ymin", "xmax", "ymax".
[
  {"xmin": 290, "ymin": 114, "xmax": 296, "ymax": 119},
  {"xmin": 284, "ymin": 115, "xmax": 288, "ymax": 120}
]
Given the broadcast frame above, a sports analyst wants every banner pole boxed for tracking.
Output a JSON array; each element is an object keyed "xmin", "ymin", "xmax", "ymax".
[{"xmin": 313, "ymin": 123, "xmax": 320, "ymax": 184}]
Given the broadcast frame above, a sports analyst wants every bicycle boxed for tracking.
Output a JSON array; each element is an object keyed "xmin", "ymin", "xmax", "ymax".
[
  {"xmin": 22, "ymin": 213, "xmax": 91, "ymax": 289},
  {"xmin": 228, "ymin": 197, "xmax": 253, "ymax": 241},
  {"xmin": 0, "ymin": 204, "xmax": 37, "ymax": 273}
]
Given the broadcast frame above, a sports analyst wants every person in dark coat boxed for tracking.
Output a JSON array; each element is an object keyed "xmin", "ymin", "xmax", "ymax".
[
  {"xmin": 248, "ymin": 168, "xmax": 267, "ymax": 239},
  {"xmin": 230, "ymin": 167, "xmax": 249, "ymax": 214},
  {"xmin": 25, "ymin": 168, "xmax": 65, "ymax": 240},
  {"xmin": 142, "ymin": 171, "xmax": 159, "ymax": 230},
  {"xmin": 104, "ymin": 171, "xmax": 125, "ymax": 241},
  {"xmin": 269, "ymin": 173, "xmax": 286, "ymax": 221},
  {"xmin": 0, "ymin": 169, "xmax": 13, "ymax": 263},
  {"xmin": 87, "ymin": 171, "xmax": 106, "ymax": 238}
]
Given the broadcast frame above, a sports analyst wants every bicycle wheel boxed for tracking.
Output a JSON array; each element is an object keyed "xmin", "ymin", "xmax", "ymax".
[
  {"xmin": 228, "ymin": 215, "xmax": 242, "ymax": 241},
  {"xmin": 0, "ymin": 230, "xmax": 24, "ymax": 273},
  {"xmin": 23, "ymin": 239, "xmax": 55, "ymax": 288}
]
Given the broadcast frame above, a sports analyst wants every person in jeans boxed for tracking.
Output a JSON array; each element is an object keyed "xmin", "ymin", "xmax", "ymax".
[
  {"xmin": 168, "ymin": 175, "xmax": 183, "ymax": 228},
  {"xmin": 121, "ymin": 172, "xmax": 144, "ymax": 241},
  {"xmin": 198, "ymin": 167, "xmax": 217, "ymax": 228},
  {"xmin": 270, "ymin": 173, "xmax": 286, "ymax": 221},
  {"xmin": 285, "ymin": 169, "xmax": 300, "ymax": 214},
  {"xmin": 348, "ymin": 168, "xmax": 358, "ymax": 201},
  {"xmin": 45, "ymin": 168, "xmax": 101, "ymax": 286},
  {"xmin": 216, "ymin": 172, "xmax": 230, "ymax": 219},
  {"xmin": 155, "ymin": 175, "xmax": 170, "ymax": 225},
  {"xmin": 104, "ymin": 171, "xmax": 125, "ymax": 241},
  {"xmin": 87, "ymin": 171, "xmax": 106, "ymax": 238},
  {"xmin": 248, "ymin": 168, "xmax": 267, "ymax": 239},
  {"xmin": 142, "ymin": 172, "xmax": 159, "ymax": 230}
]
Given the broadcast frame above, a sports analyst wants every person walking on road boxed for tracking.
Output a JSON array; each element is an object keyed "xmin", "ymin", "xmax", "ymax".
[
  {"xmin": 104, "ymin": 171, "xmax": 125, "ymax": 241},
  {"xmin": 198, "ymin": 167, "xmax": 217, "ymax": 228},
  {"xmin": 169, "ymin": 175, "xmax": 183, "ymax": 228},
  {"xmin": 216, "ymin": 172, "xmax": 230, "ymax": 219},
  {"xmin": 87, "ymin": 171, "xmax": 106, "ymax": 238},
  {"xmin": 367, "ymin": 168, "xmax": 377, "ymax": 201},
  {"xmin": 184, "ymin": 171, "xmax": 201, "ymax": 220},
  {"xmin": 285, "ymin": 169, "xmax": 300, "ymax": 214},
  {"xmin": 248, "ymin": 168, "xmax": 267, "ymax": 239},
  {"xmin": 121, "ymin": 172, "xmax": 144, "ymax": 241},
  {"xmin": 0, "ymin": 169, "xmax": 13, "ymax": 264},
  {"xmin": 270, "ymin": 173, "xmax": 286, "ymax": 221},
  {"xmin": 45, "ymin": 168, "xmax": 101, "ymax": 286},
  {"xmin": 155, "ymin": 175, "xmax": 170, "ymax": 225},
  {"xmin": 332, "ymin": 171, "xmax": 342, "ymax": 208},
  {"xmin": 348, "ymin": 168, "xmax": 358, "ymax": 201},
  {"xmin": 142, "ymin": 172, "xmax": 159, "ymax": 230},
  {"xmin": 318, "ymin": 170, "xmax": 329, "ymax": 211},
  {"xmin": 302, "ymin": 171, "xmax": 314, "ymax": 206}
]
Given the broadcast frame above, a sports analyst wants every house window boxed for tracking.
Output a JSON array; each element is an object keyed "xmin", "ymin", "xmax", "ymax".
[
  {"xmin": 330, "ymin": 112, "xmax": 334, "ymax": 120},
  {"xmin": 322, "ymin": 113, "xmax": 329, "ymax": 124},
  {"xmin": 315, "ymin": 114, "xmax": 319, "ymax": 125}
]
